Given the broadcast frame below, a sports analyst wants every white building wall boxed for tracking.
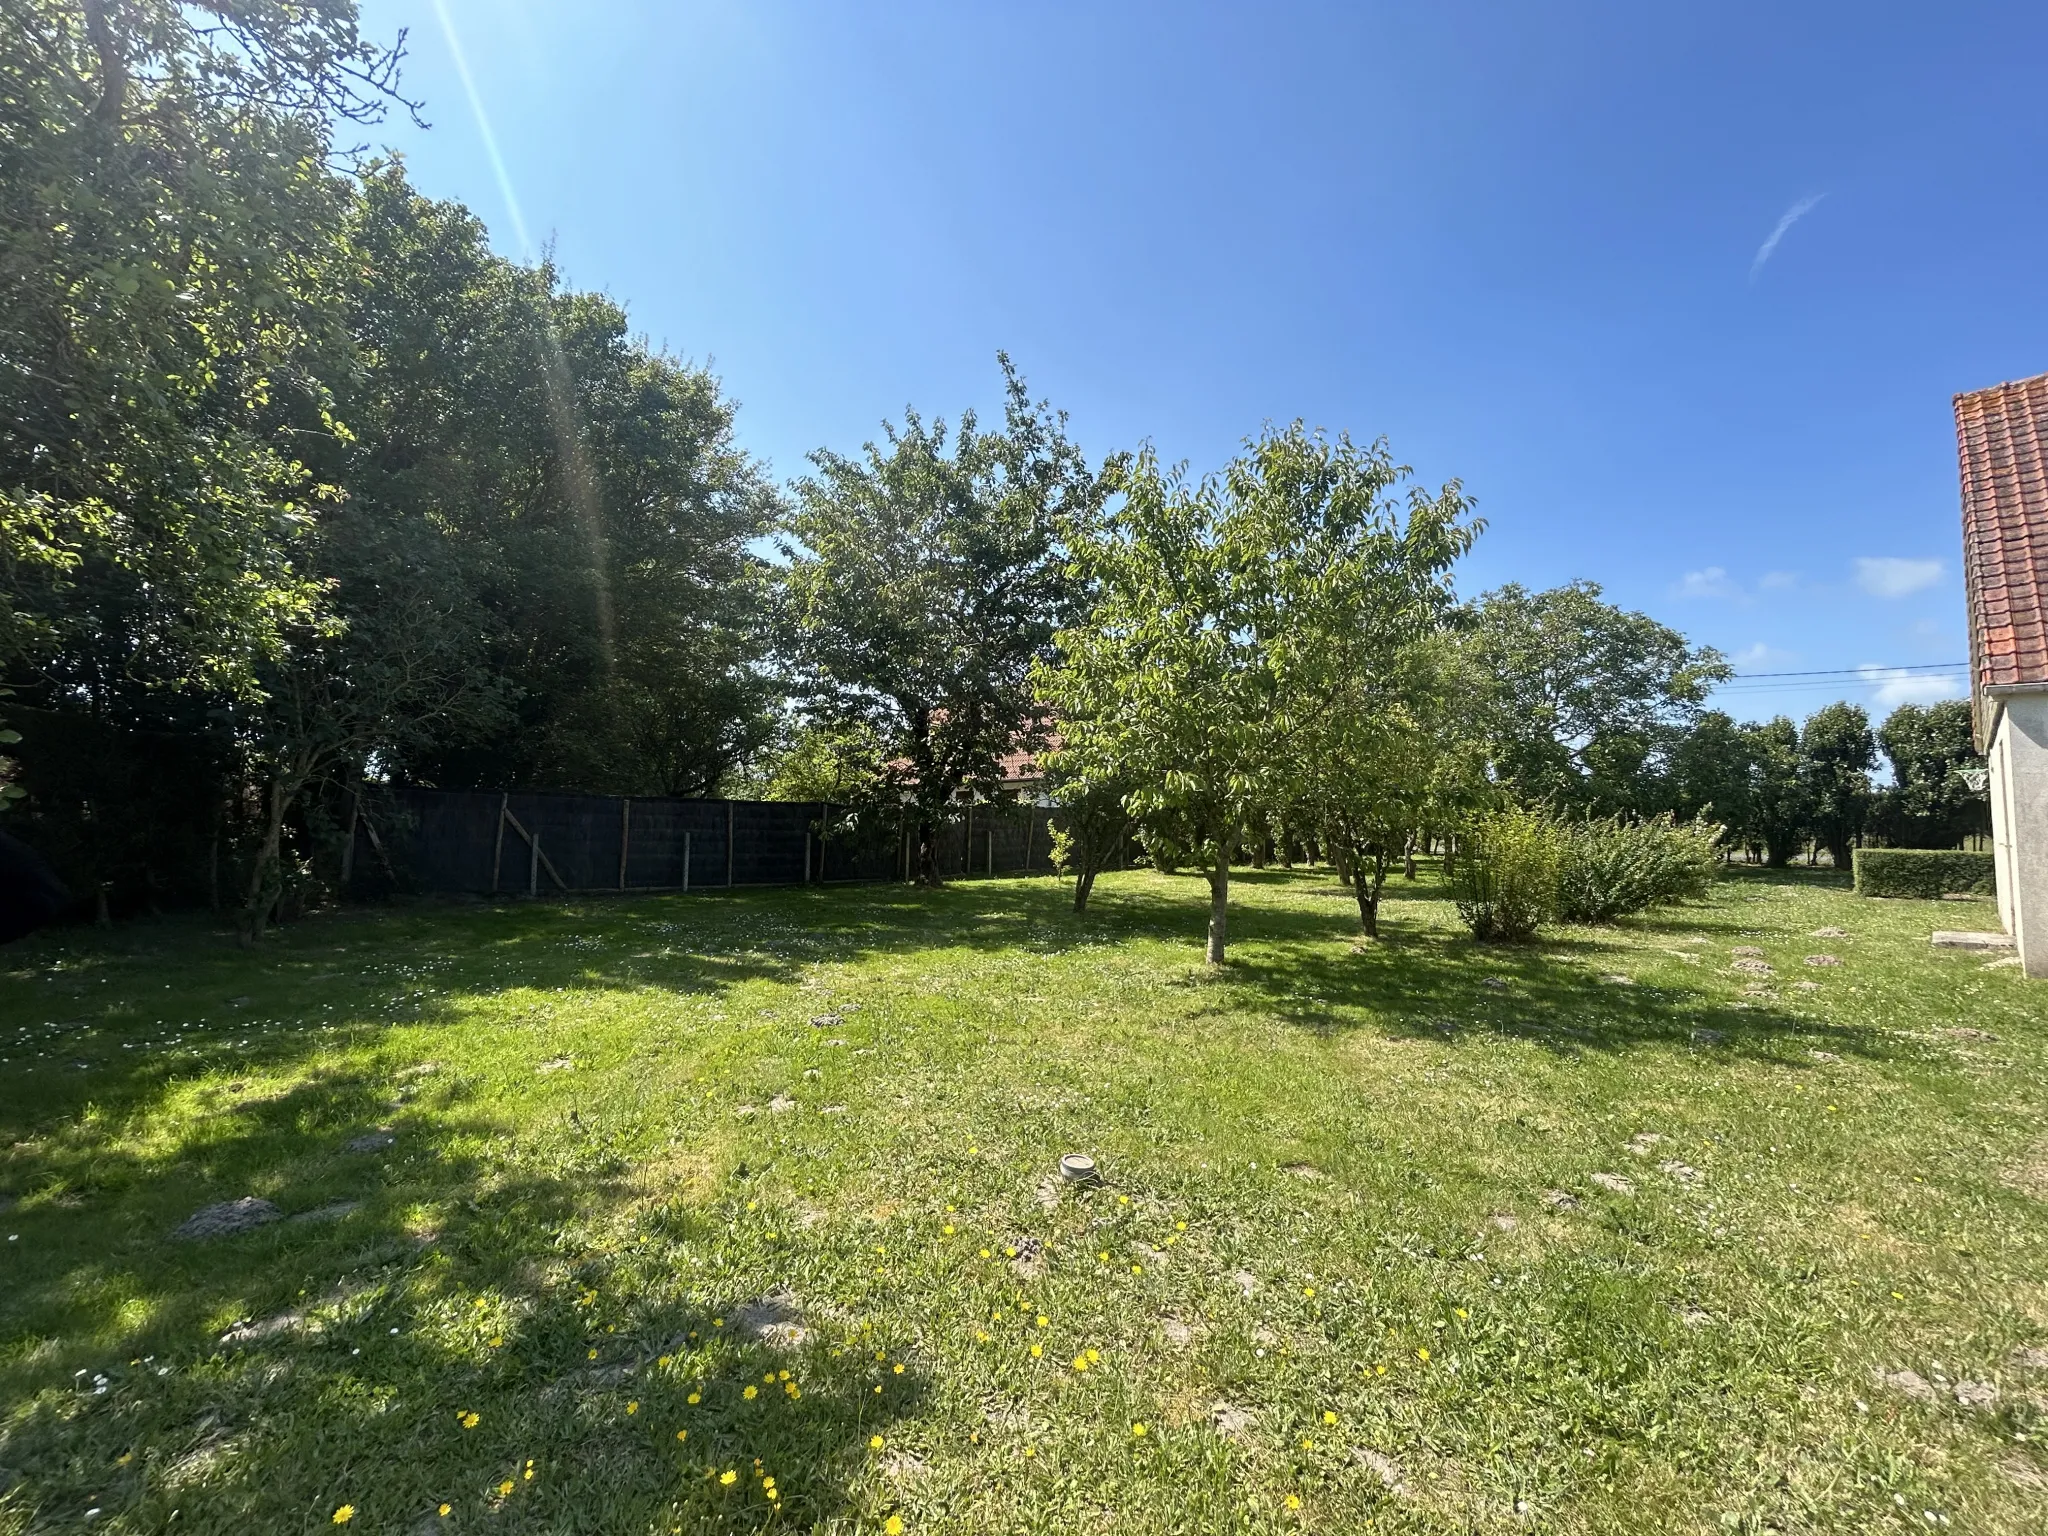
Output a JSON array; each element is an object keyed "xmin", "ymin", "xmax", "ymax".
[{"xmin": 1994, "ymin": 691, "xmax": 2048, "ymax": 978}]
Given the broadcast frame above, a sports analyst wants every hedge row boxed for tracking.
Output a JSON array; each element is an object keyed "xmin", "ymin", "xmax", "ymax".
[{"xmin": 1852, "ymin": 848, "xmax": 1996, "ymax": 900}]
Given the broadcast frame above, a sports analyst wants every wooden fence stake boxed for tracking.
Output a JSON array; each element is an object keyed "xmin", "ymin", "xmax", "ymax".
[
  {"xmin": 341, "ymin": 791, "xmax": 360, "ymax": 888},
  {"xmin": 529, "ymin": 826, "xmax": 540, "ymax": 896},
  {"xmin": 726, "ymin": 800, "xmax": 735, "ymax": 886},
  {"xmin": 491, "ymin": 791, "xmax": 508, "ymax": 891},
  {"xmin": 619, "ymin": 798, "xmax": 630, "ymax": 890},
  {"xmin": 683, "ymin": 831, "xmax": 691, "ymax": 892}
]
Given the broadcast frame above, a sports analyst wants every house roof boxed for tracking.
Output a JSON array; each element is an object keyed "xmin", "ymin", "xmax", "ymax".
[{"xmin": 1956, "ymin": 371, "xmax": 2048, "ymax": 737}]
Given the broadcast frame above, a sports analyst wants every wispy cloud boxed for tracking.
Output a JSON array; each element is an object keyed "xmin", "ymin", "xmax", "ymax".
[
  {"xmin": 1858, "ymin": 665, "xmax": 1964, "ymax": 708},
  {"xmin": 1750, "ymin": 193, "xmax": 1826, "ymax": 282},
  {"xmin": 1757, "ymin": 570, "xmax": 1799, "ymax": 591},
  {"xmin": 1677, "ymin": 566, "xmax": 1740, "ymax": 599},
  {"xmin": 1854, "ymin": 557, "xmax": 1943, "ymax": 598},
  {"xmin": 1733, "ymin": 642, "xmax": 1796, "ymax": 668}
]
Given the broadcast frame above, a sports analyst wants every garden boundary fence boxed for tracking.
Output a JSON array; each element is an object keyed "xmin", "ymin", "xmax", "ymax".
[{"xmin": 343, "ymin": 787, "xmax": 1069, "ymax": 897}]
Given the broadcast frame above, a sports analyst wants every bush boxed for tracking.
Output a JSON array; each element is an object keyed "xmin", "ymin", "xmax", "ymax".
[
  {"xmin": 1554, "ymin": 814, "xmax": 1723, "ymax": 923},
  {"xmin": 1852, "ymin": 848, "xmax": 1995, "ymax": 900},
  {"xmin": 1454, "ymin": 806, "xmax": 1561, "ymax": 942}
]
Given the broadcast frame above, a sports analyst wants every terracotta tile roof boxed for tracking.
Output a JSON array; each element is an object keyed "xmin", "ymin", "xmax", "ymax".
[{"xmin": 1957, "ymin": 371, "xmax": 2048, "ymax": 732}]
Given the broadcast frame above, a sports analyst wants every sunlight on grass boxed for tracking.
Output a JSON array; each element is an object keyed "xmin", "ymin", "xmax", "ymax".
[{"xmin": 2, "ymin": 868, "xmax": 2045, "ymax": 1533}]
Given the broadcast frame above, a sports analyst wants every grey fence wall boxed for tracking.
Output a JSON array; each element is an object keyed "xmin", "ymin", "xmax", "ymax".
[{"xmin": 346, "ymin": 788, "xmax": 1066, "ymax": 897}]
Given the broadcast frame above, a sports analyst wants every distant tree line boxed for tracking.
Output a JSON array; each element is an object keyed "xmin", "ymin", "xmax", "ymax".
[{"xmin": 0, "ymin": 2, "xmax": 1986, "ymax": 946}]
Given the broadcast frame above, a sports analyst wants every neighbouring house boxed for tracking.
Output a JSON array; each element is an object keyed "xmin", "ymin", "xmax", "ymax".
[{"xmin": 1956, "ymin": 370, "xmax": 2048, "ymax": 975}]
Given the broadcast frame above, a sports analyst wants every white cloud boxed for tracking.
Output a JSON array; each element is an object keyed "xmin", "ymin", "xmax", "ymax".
[
  {"xmin": 1854, "ymin": 557, "xmax": 1944, "ymax": 598},
  {"xmin": 1733, "ymin": 642, "xmax": 1795, "ymax": 668},
  {"xmin": 1757, "ymin": 570, "xmax": 1799, "ymax": 591},
  {"xmin": 1677, "ymin": 566, "xmax": 1741, "ymax": 599},
  {"xmin": 1750, "ymin": 193, "xmax": 1826, "ymax": 282},
  {"xmin": 1858, "ymin": 665, "xmax": 1964, "ymax": 708}
]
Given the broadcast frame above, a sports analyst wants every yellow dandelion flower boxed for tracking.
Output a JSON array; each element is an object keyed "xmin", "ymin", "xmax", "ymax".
[
  {"xmin": 333, "ymin": 1506, "xmax": 355, "ymax": 1525},
  {"xmin": 676, "ymin": 1429, "xmax": 688, "ymax": 1442},
  {"xmin": 1024, "ymin": 1445, "xmax": 1036, "ymax": 1457},
  {"xmin": 658, "ymin": 1355, "xmax": 672, "ymax": 1368},
  {"xmin": 1005, "ymin": 1246, "xmax": 1018, "ymax": 1257},
  {"xmin": 743, "ymin": 1385, "xmax": 758, "ymax": 1400},
  {"xmin": 1286, "ymin": 1494, "xmax": 1302, "ymax": 1511},
  {"xmin": 778, "ymin": 1370, "xmax": 791, "ymax": 1381},
  {"xmin": 976, "ymin": 1330, "xmax": 990, "ymax": 1342},
  {"xmin": 1301, "ymin": 1438, "xmax": 1315, "ymax": 1450},
  {"xmin": 968, "ymin": 1145, "xmax": 979, "ymax": 1154},
  {"xmin": 873, "ymin": 1385, "xmax": 883, "ymax": 1394},
  {"xmin": 764, "ymin": 1372, "xmax": 776, "ymax": 1383},
  {"xmin": 893, "ymin": 1363, "xmax": 905, "ymax": 1375},
  {"xmin": 1303, "ymin": 1286, "xmax": 1315, "ymax": 1297},
  {"xmin": 460, "ymin": 1412, "xmax": 480, "ymax": 1429},
  {"xmin": 1118, "ymin": 1195, "xmax": 1130, "ymax": 1205},
  {"xmin": 1323, "ymin": 1411, "xmax": 1337, "ymax": 1425},
  {"xmin": 687, "ymin": 1391, "xmax": 701, "ymax": 1405},
  {"xmin": 487, "ymin": 1335, "xmax": 504, "ymax": 1348},
  {"xmin": 498, "ymin": 1480, "xmax": 513, "ymax": 1496},
  {"xmin": 1375, "ymin": 1364, "xmax": 1387, "ymax": 1376},
  {"xmin": 1072, "ymin": 1354, "xmax": 1089, "ymax": 1371},
  {"xmin": 1087, "ymin": 1349, "xmax": 1101, "ymax": 1363},
  {"xmin": 1029, "ymin": 1344, "xmax": 1043, "ymax": 1358},
  {"xmin": 475, "ymin": 1298, "xmax": 489, "ymax": 1309},
  {"xmin": 1417, "ymin": 1347, "xmax": 1430, "ymax": 1362},
  {"xmin": 871, "ymin": 1435, "xmax": 885, "ymax": 1450},
  {"xmin": 627, "ymin": 1401, "xmax": 639, "ymax": 1414},
  {"xmin": 1098, "ymin": 1251, "xmax": 1109, "ymax": 1263},
  {"xmin": 763, "ymin": 1477, "xmax": 775, "ymax": 1490},
  {"xmin": 1035, "ymin": 1315, "xmax": 1048, "ymax": 1328},
  {"xmin": 1131, "ymin": 1264, "xmax": 1143, "ymax": 1275},
  {"xmin": 979, "ymin": 1248, "xmax": 991, "ymax": 1259},
  {"xmin": 942, "ymin": 1224, "xmax": 955, "ymax": 1235},
  {"xmin": 720, "ymin": 1469, "xmax": 737, "ymax": 1486},
  {"xmin": 438, "ymin": 1504, "xmax": 451, "ymax": 1517},
  {"xmin": 712, "ymin": 1317, "xmax": 724, "ymax": 1327},
  {"xmin": 523, "ymin": 1467, "xmax": 534, "ymax": 1481},
  {"xmin": 1455, "ymin": 1308, "xmax": 1469, "ymax": 1320},
  {"xmin": 587, "ymin": 1349, "xmax": 598, "ymax": 1360},
  {"xmin": 1176, "ymin": 1221, "xmax": 1187, "ymax": 1231},
  {"xmin": 885, "ymin": 1518, "xmax": 904, "ymax": 1536},
  {"xmin": 1131, "ymin": 1422, "xmax": 1147, "ymax": 1437}
]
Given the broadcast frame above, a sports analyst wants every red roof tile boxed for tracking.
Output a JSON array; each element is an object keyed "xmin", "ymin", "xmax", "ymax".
[{"xmin": 1957, "ymin": 372, "xmax": 2048, "ymax": 733}]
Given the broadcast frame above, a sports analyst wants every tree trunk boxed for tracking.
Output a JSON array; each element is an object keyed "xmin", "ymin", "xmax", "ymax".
[
  {"xmin": 241, "ymin": 776, "xmax": 292, "ymax": 944},
  {"xmin": 916, "ymin": 814, "xmax": 941, "ymax": 886},
  {"xmin": 1354, "ymin": 847, "xmax": 1387, "ymax": 937},
  {"xmin": 1205, "ymin": 857, "xmax": 1229, "ymax": 965},
  {"xmin": 1403, "ymin": 832, "xmax": 1418, "ymax": 880},
  {"xmin": 1074, "ymin": 866, "xmax": 1096, "ymax": 914}
]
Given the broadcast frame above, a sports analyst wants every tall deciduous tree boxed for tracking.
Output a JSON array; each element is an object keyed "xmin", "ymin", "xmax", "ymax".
[
  {"xmin": 1873, "ymin": 699, "xmax": 1987, "ymax": 849},
  {"xmin": 1466, "ymin": 582, "xmax": 1729, "ymax": 812},
  {"xmin": 1800, "ymin": 701, "xmax": 1875, "ymax": 870},
  {"xmin": 1669, "ymin": 709, "xmax": 1754, "ymax": 851},
  {"xmin": 1742, "ymin": 715, "xmax": 1809, "ymax": 867},
  {"xmin": 1041, "ymin": 426, "xmax": 1476, "ymax": 960},
  {"xmin": 779, "ymin": 358, "xmax": 1103, "ymax": 885}
]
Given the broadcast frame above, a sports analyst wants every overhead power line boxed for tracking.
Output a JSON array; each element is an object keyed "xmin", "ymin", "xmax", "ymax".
[{"xmin": 1723, "ymin": 662, "xmax": 1966, "ymax": 680}]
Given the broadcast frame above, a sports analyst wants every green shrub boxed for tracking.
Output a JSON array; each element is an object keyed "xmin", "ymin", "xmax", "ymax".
[
  {"xmin": 1454, "ymin": 806, "xmax": 1561, "ymax": 942},
  {"xmin": 1554, "ymin": 814, "xmax": 1723, "ymax": 923},
  {"xmin": 1852, "ymin": 848, "xmax": 1995, "ymax": 899}
]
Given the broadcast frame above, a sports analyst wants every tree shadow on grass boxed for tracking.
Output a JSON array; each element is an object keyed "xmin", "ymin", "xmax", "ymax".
[
  {"xmin": 1196, "ymin": 869, "xmax": 1892, "ymax": 1067},
  {"xmin": 0, "ymin": 1072, "xmax": 929, "ymax": 1531}
]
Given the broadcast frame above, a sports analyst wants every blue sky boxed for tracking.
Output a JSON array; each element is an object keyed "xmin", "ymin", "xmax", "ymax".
[{"xmin": 359, "ymin": 0, "xmax": 2048, "ymax": 729}]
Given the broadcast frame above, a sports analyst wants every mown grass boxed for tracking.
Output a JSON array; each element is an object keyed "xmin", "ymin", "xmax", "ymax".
[{"xmin": 1, "ymin": 865, "xmax": 2045, "ymax": 1535}]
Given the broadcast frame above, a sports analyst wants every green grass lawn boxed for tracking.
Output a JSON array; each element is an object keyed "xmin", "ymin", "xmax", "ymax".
[{"xmin": 2, "ymin": 866, "xmax": 2046, "ymax": 1535}]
